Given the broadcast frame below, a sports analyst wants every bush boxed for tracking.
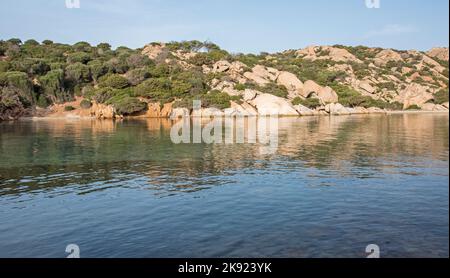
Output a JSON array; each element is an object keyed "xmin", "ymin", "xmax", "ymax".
[
  {"xmin": 64, "ymin": 105, "xmax": 76, "ymax": 111},
  {"xmin": 406, "ymin": 104, "xmax": 421, "ymax": 110},
  {"xmin": 65, "ymin": 62, "xmax": 91, "ymax": 83},
  {"xmin": 80, "ymin": 99, "xmax": 92, "ymax": 109},
  {"xmin": 434, "ymin": 89, "xmax": 449, "ymax": 104},
  {"xmin": 200, "ymin": 90, "xmax": 241, "ymax": 109},
  {"xmin": 67, "ymin": 52, "xmax": 91, "ymax": 64},
  {"xmin": 292, "ymin": 97, "xmax": 321, "ymax": 109},
  {"xmin": 125, "ymin": 68, "xmax": 151, "ymax": 85},
  {"xmin": 92, "ymin": 87, "xmax": 114, "ymax": 104},
  {"xmin": 234, "ymin": 83, "xmax": 246, "ymax": 91},
  {"xmin": 39, "ymin": 69, "xmax": 66, "ymax": 103},
  {"xmin": 36, "ymin": 94, "xmax": 49, "ymax": 108},
  {"xmin": 99, "ymin": 74, "xmax": 129, "ymax": 89},
  {"xmin": 108, "ymin": 96, "xmax": 147, "ymax": 115}
]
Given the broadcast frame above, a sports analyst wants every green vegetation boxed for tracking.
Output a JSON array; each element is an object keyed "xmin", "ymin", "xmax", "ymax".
[
  {"xmin": 406, "ymin": 104, "xmax": 421, "ymax": 110},
  {"xmin": 292, "ymin": 97, "xmax": 321, "ymax": 109},
  {"xmin": 64, "ymin": 105, "xmax": 76, "ymax": 111},
  {"xmin": 0, "ymin": 38, "xmax": 447, "ymax": 120},
  {"xmin": 434, "ymin": 89, "xmax": 449, "ymax": 104},
  {"xmin": 331, "ymin": 84, "xmax": 403, "ymax": 110}
]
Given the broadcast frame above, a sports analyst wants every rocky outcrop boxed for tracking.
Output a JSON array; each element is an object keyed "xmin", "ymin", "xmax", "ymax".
[
  {"xmin": 395, "ymin": 83, "xmax": 434, "ymax": 109},
  {"xmin": 250, "ymin": 94, "xmax": 299, "ymax": 116},
  {"xmin": 426, "ymin": 47, "xmax": 449, "ymax": 61},
  {"xmin": 90, "ymin": 103, "xmax": 116, "ymax": 119},
  {"xmin": 420, "ymin": 103, "xmax": 448, "ymax": 111},
  {"xmin": 192, "ymin": 107, "xmax": 225, "ymax": 118},
  {"xmin": 296, "ymin": 46, "xmax": 362, "ymax": 63},
  {"xmin": 242, "ymin": 89, "xmax": 258, "ymax": 101},
  {"xmin": 374, "ymin": 49, "xmax": 403, "ymax": 66},
  {"xmin": 224, "ymin": 101, "xmax": 258, "ymax": 117},
  {"xmin": 244, "ymin": 65, "xmax": 279, "ymax": 85},
  {"xmin": 142, "ymin": 43, "xmax": 166, "ymax": 60},
  {"xmin": 317, "ymin": 86, "xmax": 339, "ymax": 104},
  {"xmin": 303, "ymin": 80, "xmax": 323, "ymax": 98},
  {"xmin": 170, "ymin": 108, "xmax": 190, "ymax": 119},
  {"xmin": 293, "ymin": 104, "xmax": 315, "ymax": 116},
  {"xmin": 276, "ymin": 71, "xmax": 304, "ymax": 98}
]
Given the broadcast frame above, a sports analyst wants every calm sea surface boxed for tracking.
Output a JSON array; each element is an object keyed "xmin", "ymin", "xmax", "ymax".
[{"xmin": 0, "ymin": 114, "xmax": 448, "ymax": 258}]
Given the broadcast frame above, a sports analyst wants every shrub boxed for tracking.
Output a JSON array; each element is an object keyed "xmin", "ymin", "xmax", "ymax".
[
  {"xmin": 80, "ymin": 99, "xmax": 92, "ymax": 109},
  {"xmin": 200, "ymin": 90, "xmax": 241, "ymax": 109},
  {"xmin": 434, "ymin": 89, "xmax": 449, "ymax": 104},
  {"xmin": 126, "ymin": 68, "xmax": 151, "ymax": 85},
  {"xmin": 234, "ymin": 83, "xmax": 246, "ymax": 91},
  {"xmin": 36, "ymin": 94, "xmax": 49, "ymax": 108},
  {"xmin": 108, "ymin": 96, "xmax": 147, "ymax": 115},
  {"xmin": 292, "ymin": 97, "xmax": 321, "ymax": 109},
  {"xmin": 406, "ymin": 104, "xmax": 421, "ymax": 110},
  {"xmin": 67, "ymin": 52, "xmax": 91, "ymax": 64},
  {"xmin": 92, "ymin": 87, "xmax": 114, "ymax": 104},
  {"xmin": 64, "ymin": 105, "xmax": 76, "ymax": 111},
  {"xmin": 65, "ymin": 62, "xmax": 91, "ymax": 83},
  {"xmin": 99, "ymin": 74, "xmax": 129, "ymax": 89},
  {"xmin": 39, "ymin": 69, "xmax": 66, "ymax": 103}
]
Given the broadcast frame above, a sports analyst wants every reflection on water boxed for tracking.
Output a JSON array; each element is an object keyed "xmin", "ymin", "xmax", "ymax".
[{"xmin": 0, "ymin": 114, "xmax": 448, "ymax": 258}]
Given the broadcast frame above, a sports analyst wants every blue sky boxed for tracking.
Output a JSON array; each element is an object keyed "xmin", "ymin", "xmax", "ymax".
[{"xmin": 0, "ymin": 0, "xmax": 448, "ymax": 53}]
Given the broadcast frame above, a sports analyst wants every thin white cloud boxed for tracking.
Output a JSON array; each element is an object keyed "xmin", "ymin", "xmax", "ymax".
[{"xmin": 364, "ymin": 24, "xmax": 418, "ymax": 38}]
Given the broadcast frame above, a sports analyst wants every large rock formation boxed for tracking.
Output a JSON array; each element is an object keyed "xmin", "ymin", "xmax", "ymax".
[
  {"xmin": 250, "ymin": 94, "xmax": 299, "ymax": 116},
  {"xmin": 395, "ymin": 83, "xmax": 435, "ymax": 109}
]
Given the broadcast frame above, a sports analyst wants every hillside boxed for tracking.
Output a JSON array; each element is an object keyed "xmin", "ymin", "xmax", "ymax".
[{"xmin": 0, "ymin": 39, "xmax": 448, "ymax": 120}]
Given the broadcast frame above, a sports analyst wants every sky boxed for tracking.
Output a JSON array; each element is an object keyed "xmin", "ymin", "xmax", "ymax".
[{"xmin": 0, "ymin": 0, "xmax": 448, "ymax": 53}]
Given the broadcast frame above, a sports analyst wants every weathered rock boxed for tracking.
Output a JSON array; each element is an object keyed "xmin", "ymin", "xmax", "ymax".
[
  {"xmin": 90, "ymin": 103, "xmax": 115, "ymax": 119},
  {"xmin": 276, "ymin": 71, "xmax": 304, "ymax": 97},
  {"xmin": 296, "ymin": 46, "xmax": 362, "ymax": 63},
  {"xmin": 142, "ymin": 43, "xmax": 166, "ymax": 60},
  {"xmin": 317, "ymin": 86, "xmax": 339, "ymax": 104},
  {"xmin": 426, "ymin": 47, "xmax": 449, "ymax": 61},
  {"xmin": 359, "ymin": 81, "xmax": 376, "ymax": 94},
  {"xmin": 303, "ymin": 80, "xmax": 323, "ymax": 98},
  {"xmin": 420, "ymin": 103, "xmax": 448, "ymax": 111},
  {"xmin": 395, "ymin": 83, "xmax": 434, "ymax": 109},
  {"xmin": 293, "ymin": 104, "xmax": 315, "ymax": 116},
  {"xmin": 442, "ymin": 102, "xmax": 449, "ymax": 109},
  {"xmin": 374, "ymin": 49, "xmax": 403, "ymax": 66},
  {"xmin": 212, "ymin": 60, "xmax": 232, "ymax": 73},
  {"xmin": 244, "ymin": 65, "xmax": 279, "ymax": 85},
  {"xmin": 325, "ymin": 103, "xmax": 351, "ymax": 115},
  {"xmin": 192, "ymin": 107, "xmax": 224, "ymax": 118},
  {"xmin": 170, "ymin": 108, "xmax": 190, "ymax": 119},
  {"xmin": 250, "ymin": 94, "xmax": 299, "ymax": 116},
  {"xmin": 242, "ymin": 89, "xmax": 258, "ymax": 101},
  {"xmin": 224, "ymin": 101, "xmax": 258, "ymax": 117}
]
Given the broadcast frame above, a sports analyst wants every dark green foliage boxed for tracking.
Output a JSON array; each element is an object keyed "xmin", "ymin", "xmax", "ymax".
[
  {"xmin": 64, "ymin": 105, "xmax": 76, "ymax": 111},
  {"xmin": 65, "ymin": 62, "xmax": 91, "ymax": 83},
  {"xmin": 80, "ymin": 99, "xmax": 92, "ymax": 109},
  {"xmin": 200, "ymin": 90, "xmax": 240, "ymax": 109},
  {"xmin": 126, "ymin": 68, "xmax": 151, "ymax": 85},
  {"xmin": 67, "ymin": 52, "xmax": 91, "ymax": 64},
  {"xmin": 92, "ymin": 87, "xmax": 115, "ymax": 104},
  {"xmin": 434, "ymin": 89, "xmax": 449, "ymax": 104},
  {"xmin": 331, "ymin": 84, "xmax": 402, "ymax": 110},
  {"xmin": 36, "ymin": 94, "xmax": 49, "ymax": 108},
  {"xmin": 292, "ymin": 97, "xmax": 321, "ymax": 109},
  {"xmin": 105, "ymin": 93, "xmax": 147, "ymax": 115},
  {"xmin": 406, "ymin": 104, "xmax": 421, "ymax": 110},
  {"xmin": 99, "ymin": 74, "xmax": 129, "ymax": 89},
  {"xmin": 39, "ymin": 69, "xmax": 67, "ymax": 103}
]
